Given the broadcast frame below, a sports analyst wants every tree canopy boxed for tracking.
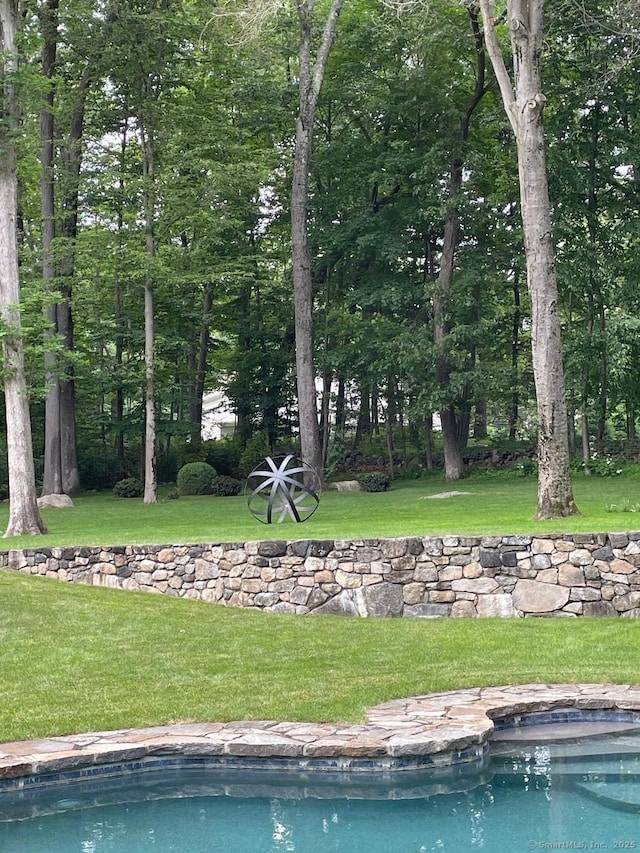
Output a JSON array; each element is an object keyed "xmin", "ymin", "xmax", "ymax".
[{"xmin": 0, "ymin": 0, "xmax": 638, "ymax": 529}]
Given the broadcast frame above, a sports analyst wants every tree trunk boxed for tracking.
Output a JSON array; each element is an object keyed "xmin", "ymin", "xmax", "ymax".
[
  {"xmin": 57, "ymin": 299, "xmax": 79, "ymax": 493},
  {"xmin": 480, "ymin": 0, "xmax": 578, "ymax": 518},
  {"xmin": 56, "ymin": 69, "xmax": 93, "ymax": 496},
  {"xmin": 291, "ymin": 108, "xmax": 323, "ymax": 477},
  {"xmin": 596, "ymin": 299, "xmax": 607, "ymax": 444},
  {"xmin": 334, "ymin": 376, "xmax": 346, "ymax": 435},
  {"xmin": 424, "ymin": 414, "xmax": 434, "ymax": 470},
  {"xmin": 40, "ymin": 0, "xmax": 97, "ymax": 496},
  {"xmin": 143, "ymin": 276, "xmax": 156, "ymax": 503},
  {"xmin": 473, "ymin": 400, "xmax": 488, "ymax": 440},
  {"xmin": 0, "ymin": 0, "xmax": 46, "ymax": 536},
  {"xmin": 432, "ymin": 6, "xmax": 486, "ymax": 480},
  {"xmin": 39, "ymin": 0, "xmax": 62, "ymax": 497},
  {"xmin": 234, "ymin": 278, "xmax": 253, "ymax": 444},
  {"xmin": 291, "ymin": 0, "xmax": 345, "ymax": 480},
  {"xmin": 320, "ymin": 369, "xmax": 332, "ymax": 466},
  {"xmin": 440, "ymin": 407, "xmax": 465, "ymax": 481},
  {"xmin": 189, "ymin": 281, "xmax": 214, "ymax": 441},
  {"xmin": 354, "ymin": 383, "xmax": 371, "ymax": 448},
  {"xmin": 509, "ymin": 267, "xmax": 521, "ymax": 439},
  {"xmin": 567, "ymin": 406, "xmax": 576, "ymax": 458},
  {"xmin": 113, "ymin": 116, "xmax": 128, "ymax": 475},
  {"xmin": 627, "ymin": 403, "xmax": 636, "ymax": 441},
  {"xmin": 581, "ymin": 412, "xmax": 591, "ymax": 475},
  {"xmin": 140, "ymin": 121, "xmax": 157, "ymax": 504},
  {"xmin": 384, "ymin": 405, "xmax": 394, "ymax": 478}
]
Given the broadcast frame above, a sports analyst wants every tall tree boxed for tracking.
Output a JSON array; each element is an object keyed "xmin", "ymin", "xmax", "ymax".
[
  {"xmin": 105, "ymin": 0, "xmax": 185, "ymax": 503},
  {"xmin": 291, "ymin": 0, "xmax": 346, "ymax": 479},
  {"xmin": 0, "ymin": 0, "xmax": 46, "ymax": 535},
  {"xmin": 39, "ymin": 0, "xmax": 62, "ymax": 496},
  {"xmin": 38, "ymin": 0, "xmax": 113, "ymax": 496},
  {"xmin": 139, "ymin": 109, "xmax": 158, "ymax": 503},
  {"xmin": 433, "ymin": 4, "xmax": 488, "ymax": 480},
  {"xmin": 479, "ymin": 0, "xmax": 578, "ymax": 518}
]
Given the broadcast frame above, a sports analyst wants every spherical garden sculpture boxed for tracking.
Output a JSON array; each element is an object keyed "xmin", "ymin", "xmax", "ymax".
[{"xmin": 245, "ymin": 455, "xmax": 321, "ymax": 524}]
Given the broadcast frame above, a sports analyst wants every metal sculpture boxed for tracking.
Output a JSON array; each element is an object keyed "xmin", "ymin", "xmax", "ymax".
[{"xmin": 245, "ymin": 455, "xmax": 321, "ymax": 524}]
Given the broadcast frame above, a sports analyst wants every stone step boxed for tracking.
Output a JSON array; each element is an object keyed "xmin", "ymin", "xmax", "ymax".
[{"xmin": 575, "ymin": 778, "xmax": 640, "ymax": 811}]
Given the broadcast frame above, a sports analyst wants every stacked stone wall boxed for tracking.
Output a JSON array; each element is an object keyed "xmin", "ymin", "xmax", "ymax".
[{"xmin": 2, "ymin": 532, "xmax": 640, "ymax": 617}]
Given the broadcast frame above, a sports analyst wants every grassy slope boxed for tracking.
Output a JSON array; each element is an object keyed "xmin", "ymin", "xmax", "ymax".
[
  {"xmin": 0, "ymin": 472, "xmax": 639, "ymax": 548},
  {"xmin": 1, "ymin": 569, "xmax": 639, "ymax": 743}
]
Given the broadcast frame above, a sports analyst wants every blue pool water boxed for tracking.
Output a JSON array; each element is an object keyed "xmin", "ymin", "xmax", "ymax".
[{"xmin": 2, "ymin": 725, "xmax": 640, "ymax": 852}]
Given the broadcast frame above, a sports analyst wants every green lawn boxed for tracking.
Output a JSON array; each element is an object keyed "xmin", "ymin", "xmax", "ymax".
[
  {"xmin": 1, "ymin": 569, "xmax": 639, "ymax": 744},
  {"xmin": 1, "ymin": 472, "xmax": 639, "ymax": 549},
  {"xmin": 2, "ymin": 471, "xmax": 640, "ymax": 745}
]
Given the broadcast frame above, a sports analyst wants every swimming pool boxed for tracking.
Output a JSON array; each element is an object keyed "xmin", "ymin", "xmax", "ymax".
[{"xmin": 2, "ymin": 720, "xmax": 640, "ymax": 852}]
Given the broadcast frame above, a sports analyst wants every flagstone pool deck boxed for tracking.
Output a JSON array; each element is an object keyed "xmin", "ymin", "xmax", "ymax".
[{"xmin": 2, "ymin": 683, "xmax": 640, "ymax": 783}]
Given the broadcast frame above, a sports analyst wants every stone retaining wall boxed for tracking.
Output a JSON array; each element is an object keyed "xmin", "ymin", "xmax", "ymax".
[{"xmin": 2, "ymin": 532, "xmax": 640, "ymax": 617}]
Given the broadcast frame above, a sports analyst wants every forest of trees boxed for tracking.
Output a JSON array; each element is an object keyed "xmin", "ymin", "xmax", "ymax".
[{"xmin": 0, "ymin": 0, "xmax": 639, "ymax": 532}]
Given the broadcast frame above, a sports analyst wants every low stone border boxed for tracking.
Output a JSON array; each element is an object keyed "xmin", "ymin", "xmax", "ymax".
[
  {"xmin": 2, "ymin": 683, "xmax": 640, "ymax": 785},
  {"xmin": 3, "ymin": 531, "xmax": 640, "ymax": 617}
]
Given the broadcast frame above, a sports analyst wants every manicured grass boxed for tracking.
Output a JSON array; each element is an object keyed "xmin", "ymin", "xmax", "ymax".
[
  {"xmin": 1, "ymin": 472, "xmax": 640, "ymax": 548},
  {"xmin": 3, "ymin": 472, "xmax": 640, "ymax": 745},
  {"xmin": 1, "ymin": 570, "xmax": 639, "ymax": 743}
]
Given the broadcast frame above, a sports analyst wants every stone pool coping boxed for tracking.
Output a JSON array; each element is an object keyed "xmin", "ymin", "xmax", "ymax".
[{"xmin": 2, "ymin": 683, "xmax": 640, "ymax": 784}]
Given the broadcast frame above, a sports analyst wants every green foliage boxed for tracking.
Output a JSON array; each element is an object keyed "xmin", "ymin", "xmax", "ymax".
[
  {"xmin": 77, "ymin": 445, "xmax": 129, "ymax": 491},
  {"xmin": 358, "ymin": 471, "xmax": 392, "ymax": 492},
  {"xmin": 211, "ymin": 475, "xmax": 242, "ymax": 497},
  {"xmin": 514, "ymin": 457, "xmax": 538, "ymax": 478},
  {"xmin": 238, "ymin": 433, "xmax": 271, "ymax": 477},
  {"xmin": 393, "ymin": 464, "xmax": 429, "ymax": 481},
  {"xmin": 605, "ymin": 499, "xmax": 640, "ymax": 513},
  {"xmin": 572, "ymin": 453, "xmax": 625, "ymax": 477},
  {"xmin": 588, "ymin": 454, "xmax": 624, "ymax": 477},
  {"xmin": 203, "ymin": 439, "xmax": 241, "ymax": 478},
  {"xmin": 156, "ymin": 449, "xmax": 179, "ymax": 485},
  {"xmin": 112, "ymin": 477, "xmax": 144, "ymax": 498},
  {"xmin": 176, "ymin": 462, "xmax": 217, "ymax": 496},
  {"xmin": 175, "ymin": 442, "xmax": 208, "ymax": 468},
  {"xmin": 325, "ymin": 433, "xmax": 347, "ymax": 477},
  {"xmin": 6, "ymin": 0, "xmax": 640, "ymax": 505}
]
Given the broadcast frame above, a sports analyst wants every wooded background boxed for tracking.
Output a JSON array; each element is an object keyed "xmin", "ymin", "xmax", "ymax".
[{"xmin": 0, "ymin": 0, "xmax": 638, "ymax": 512}]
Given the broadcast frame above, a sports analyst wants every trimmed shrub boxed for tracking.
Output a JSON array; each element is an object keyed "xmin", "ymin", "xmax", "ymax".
[
  {"xmin": 176, "ymin": 461, "xmax": 217, "ymax": 496},
  {"xmin": 113, "ymin": 477, "xmax": 144, "ymax": 498},
  {"xmin": 357, "ymin": 471, "xmax": 392, "ymax": 492},
  {"xmin": 211, "ymin": 475, "xmax": 242, "ymax": 497}
]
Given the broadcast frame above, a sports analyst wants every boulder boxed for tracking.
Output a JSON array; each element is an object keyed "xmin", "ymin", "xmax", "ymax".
[
  {"xmin": 476, "ymin": 594, "xmax": 517, "ymax": 618},
  {"xmin": 327, "ymin": 480, "xmax": 361, "ymax": 492},
  {"xmin": 311, "ymin": 590, "xmax": 358, "ymax": 616},
  {"xmin": 513, "ymin": 579, "xmax": 570, "ymax": 613},
  {"xmin": 355, "ymin": 582, "xmax": 404, "ymax": 617},
  {"xmin": 37, "ymin": 494, "xmax": 74, "ymax": 509}
]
